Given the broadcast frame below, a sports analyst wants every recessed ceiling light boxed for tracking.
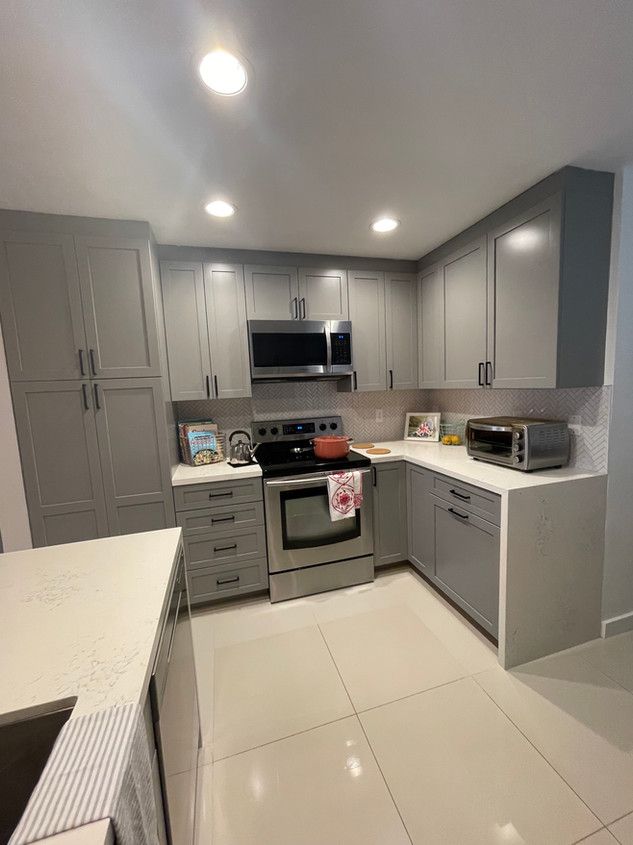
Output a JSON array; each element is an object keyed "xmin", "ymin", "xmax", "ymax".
[
  {"xmin": 205, "ymin": 199, "xmax": 236, "ymax": 218},
  {"xmin": 371, "ymin": 217, "xmax": 400, "ymax": 233},
  {"xmin": 199, "ymin": 50, "xmax": 248, "ymax": 96}
]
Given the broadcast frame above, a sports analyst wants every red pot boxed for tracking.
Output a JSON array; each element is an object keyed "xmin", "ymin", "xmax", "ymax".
[{"xmin": 311, "ymin": 435, "xmax": 352, "ymax": 460}]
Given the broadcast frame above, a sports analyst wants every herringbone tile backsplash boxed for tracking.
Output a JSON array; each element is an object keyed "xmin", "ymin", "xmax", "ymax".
[{"xmin": 176, "ymin": 383, "xmax": 611, "ymax": 472}]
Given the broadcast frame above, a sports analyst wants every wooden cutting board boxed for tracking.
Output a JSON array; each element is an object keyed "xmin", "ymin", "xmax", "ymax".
[
  {"xmin": 352, "ymin": 442, "xmax": 374, "ymax": 449},
  {"xmin": 366, "ymin": 447, "xmax": 391, "ymax": 455}
]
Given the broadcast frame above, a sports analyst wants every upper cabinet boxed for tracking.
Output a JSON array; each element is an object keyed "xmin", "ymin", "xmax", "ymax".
[
  {"xmin": 244, "ymin": 264, "xmax": 348, "ymax": 321},
  {"xmin": 418, "ymin": 166, "xmax": 614, "ymax": 389},
  {"xmin": 161, "ymin": 261, "xmax": 251, "ymax": 401},
  {"xmin": 0, "ymin": 231, "xmax": 87, "ymax": 381},
  {"xmin": 385, "ymin": 272, "xmax": 418, "ymax": 390},
  {"xmin": 75, "ymin": 236, "xmax": 161, "ymax": 378},
  {"xmin": 348, "ymin": 270, "xmax": 387, "ymax": 391}
]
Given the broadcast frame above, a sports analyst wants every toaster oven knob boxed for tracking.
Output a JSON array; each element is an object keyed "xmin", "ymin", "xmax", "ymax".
[
  {"xmin": 513, "ymin": 431, "xmax": 522, "ymax": 440},
  {"xmin": 319, "ymin": 423, "xmax": 327, "ymax": 431},
  {"xmin": 330, "ymin": 422, "xmax": 338, "ymax": 430},
  {"xmin": 270, "ymin": 426, "xmax": 279, "ymax": 435},
  {"xmin": 513, "ymin": 455, "xmax": 523, "ymax": 464},
  {"xmin": 258, "ymin": 427, "xmax": 267, "ymax": 436}
]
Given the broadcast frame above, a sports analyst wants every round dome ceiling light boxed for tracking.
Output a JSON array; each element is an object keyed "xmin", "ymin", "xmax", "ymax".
[
  {"xmin": 205, "ymin": 199, "xmax": 236, "ymax": 218},
  {"xmin": 199, "ymin": 50, "xmax": 248, "ymax": 96},
  {"xmin": 371, "ymin": 217, "xmax": 400, "ymax": 233}
]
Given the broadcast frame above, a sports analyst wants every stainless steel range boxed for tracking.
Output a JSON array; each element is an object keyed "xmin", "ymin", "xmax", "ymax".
[{"xmin": 255, "ymin": 416, "xmax": 374, "ymax": 602}]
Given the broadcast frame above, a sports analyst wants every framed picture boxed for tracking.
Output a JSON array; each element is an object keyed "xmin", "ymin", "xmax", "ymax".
[{"xmin": 404, "ymin": 412, "xmax": 441, "ymax": 442}]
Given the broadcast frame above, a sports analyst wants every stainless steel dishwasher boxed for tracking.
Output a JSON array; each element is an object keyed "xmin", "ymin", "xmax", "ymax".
[{"xmin": 150, "ymin": 550, "xmax": 201, "ymax": 845}]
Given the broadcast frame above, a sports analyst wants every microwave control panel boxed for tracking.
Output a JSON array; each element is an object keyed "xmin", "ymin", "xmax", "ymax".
[{"xmin": 330, "ymin": 332, "xmax": 351, "ymax": 365}]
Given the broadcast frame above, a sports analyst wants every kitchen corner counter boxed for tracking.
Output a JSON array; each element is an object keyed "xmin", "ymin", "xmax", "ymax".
[
  {"xmin": 351, "ymin": 441, "xmax": 604, "ymax": 494},
  {"xmin": 171, "ymin": 460, "xmax": 262, "ymax": 486}
]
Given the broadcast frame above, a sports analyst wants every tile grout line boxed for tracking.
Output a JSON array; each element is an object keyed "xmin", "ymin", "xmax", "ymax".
[
  {"xmin": 315, "ymin": 622, "xmax": 414, "ymax": 845},
  {"xmin": 471, "ymin": 674, "xmax": 608, "ymax": 834}
]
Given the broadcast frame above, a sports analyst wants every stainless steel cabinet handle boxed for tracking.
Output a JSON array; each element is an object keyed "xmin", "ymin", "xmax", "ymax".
[
  {"xmin": 300, "ymin": 297, "xmax": 306, "ymax": 319},
  {"xmin": 81, "ymin": 383, "xmax": 90, "ymax": 410},
  {"xmin": 206, "ymin": 375, "xmax": 211, "ymax": 398},
  {"xmin": 485, "ymin": 361, "xmax": 493, "ymax": 386},
  {"xmin": 217, "ymin": 575, "xmax": 240, "ymax": 585},
  {"xmin": 448, "ymin": 507, "xmax": 469, "ymax": 520},
  {"xmin": 291, "ymin": 297, "xmax": 298, "ymax": 319},
  {"xmin": 389, "ymin": 369, "xmax": 394, "ymax": 389},
  {"xmin": 78, "ymin": 349, "xmax": 86, "ymax": 376},
  {"xmin": 478, "ymin": 362, "xmax": 485, "ymax": 387},
  {"xmin": 214, "ymin": 543, "xmax": 237, "ymax": 552},
  {"xmin": 166, "ymin": 591, "xmax": 181, "ymax": 664},
  {"xmin": 449, "ymin": 489, "xmax": 470, "ymax": 501},
  {"xmin": 209, "ymin": 491, "xmax": 233, "ymax": 498},
  {"xmin": 89, "ymin": 348, "xmax": 97, "ymax": 376},
  {"xmin": 211, "ymin": 515, "xmax": 235, "ymax": 524},
  {"xmin": 93, "ymin": 382, "xmax": 101, "ymax": 410}
]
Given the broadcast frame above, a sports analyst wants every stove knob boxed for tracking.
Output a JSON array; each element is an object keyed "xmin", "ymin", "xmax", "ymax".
[
  {"xmin": 258, "ymin": 427, "xmax": 267, "ymax": 437},
  {"xmin": 270, "ymin": 426, "xmax": 279, "ymax": 435},
  {"xmin": 330, "ymin": 422, "xmax": 338, "ymax": 430},
  {"xmin": 319, "ymin": 423, "xmax": 327, "ymax": 431}
]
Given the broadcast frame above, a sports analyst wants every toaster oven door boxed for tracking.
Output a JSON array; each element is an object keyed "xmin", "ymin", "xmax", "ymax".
[{"xmin": 467, "ymin": 423, "xmax": 515, "ymax": 465}]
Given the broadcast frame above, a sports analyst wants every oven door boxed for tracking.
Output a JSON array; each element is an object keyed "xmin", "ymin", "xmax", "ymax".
[
  {"xmin": 264, "ymin": 469, "xmax": 374, "ymax": 572},
  {"xmin": 467, "ymin": 422, "xmax": 514, "ymax": 466},
  {"xmin": 249, "ymin": 320, "xmax": 330, "ymax": 379}
]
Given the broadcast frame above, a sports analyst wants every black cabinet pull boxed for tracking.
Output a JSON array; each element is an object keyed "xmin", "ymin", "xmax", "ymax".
[
  {"xmin": 211, "ymin": 515, "xmax": 235, "ymax": 524},
  {"xmin": 485, "ymin": 361, "xmax": 493, "ymax": 386},
  {"xmin": 372, "ymin": 466, "xmax": 377, "ymax": 487},
  {"xmin": 448, "ymin": 507, "xmax": 469, "ymax": 520},
  {"xmin": 478, "ymin": 362, "xmax": 484, "ymax": 387},
  {"xmin": 93, "ymin": 382, "xmax": 101, "ymax": 410},
  {"xmin": 81, "ymin": 383, "xmax": 89, "ymax": 410},
  {"xmin": 89, "ymin": 348, "xmax": 97, "ymax": 376},
  {"xmin": 214, "ymin": 543, "xmax": 237, "ymax": 552},
  {"xmin": 209, "ymin": 491, "xmax": 233, "ymax": 499},
  {"xmin": 206, "ymin": 374, "xmax": 211, "ymax": 397},
  {"xmin": 389, "ymin": 369, "xmax": 393, "ymax": 389},
  {"xmin": 214, "ymin": 374, "xmax": 219, "ymax": 395},
  {"xmin": 353, "ymin": 370, "xmax": 358, "ymax": 391},
  {"xmin": 78, "ymin": 349, "xmax": 86, "ymax": 376},
  {"xmin": 217, "ymin": 574, "xmax": 240, "ymax": 585},
  {"xmin": 449, "ymin": 488, "xmax": 471, "ymax": 501}
]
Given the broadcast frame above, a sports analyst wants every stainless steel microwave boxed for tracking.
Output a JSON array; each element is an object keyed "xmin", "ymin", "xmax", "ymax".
[
  {"xmin": 248, "ymin": 320, "xmax": 353, "ymax": 381},
  {"xmin": 466, "ymin": 417, "xmax": 570, "ymax": 471}
]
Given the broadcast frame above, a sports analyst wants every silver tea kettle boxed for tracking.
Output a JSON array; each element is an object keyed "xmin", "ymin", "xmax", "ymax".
[{"xmin": 228, "ymin": 430, "xmax": 259, "ymax": 465}]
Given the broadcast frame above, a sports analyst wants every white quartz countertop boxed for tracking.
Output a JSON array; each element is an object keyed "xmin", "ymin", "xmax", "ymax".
[
  {"xmin": 171, "ymin": 460, "xmax": 262, "ymax": 486},
  {"xmin": 0, "ymin": 528, "xmax": 182, "ymax": 721},
  {"xmin": 351, "ymin": 441, "xmax": 604, "ymax": 494}
]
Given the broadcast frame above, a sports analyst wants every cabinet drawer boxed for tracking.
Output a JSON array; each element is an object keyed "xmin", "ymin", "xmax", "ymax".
[
  {"xmin": 188, "ymin": 559, "xmax": 269, "ymax": 604},
  {"xmin": 431, "ymin": 473, "xmax": 500, "ymax": 526},
  {"xmin": 431, "ymin": 494, "xmax": 500, "ymax": 635},
  {"xmin": 183, "ymin": 525, "xmax": 267, "ymax": 569},
  {"xmin": 177, "ymin": 501, "xmax": 264, "ymax": 536},
  {"xmin": 174, "ymin": 477, "xmax": 263, "ymax": 511}
]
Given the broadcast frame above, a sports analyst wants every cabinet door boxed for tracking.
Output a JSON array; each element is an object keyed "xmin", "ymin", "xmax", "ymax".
[
  {"xmin": 488, "ymin": 197, "xmax": 561, "ymax": 388},
  {"xmin": 432, "ymin": 495, "xmax": 499, "ymax": 635},
  {"xmin": 385, "ymin": 272, "xmax": 418, "ymax": 390},
  {"xmin": 204, "ymin": 263, "xmax": 252, "ymax": 399},
  {"xmin": 0, "ymin": 231, "xmax": 87, "ymax": 380},
  {"xmin": 11, "ymin": 381, "xmax": 108, "ymax": 547},
  {"xmin": 93, "ymin": 378, "xmax": 175, "ymax": 535},
  {"xmin": 298, "ymin": 268, "xmax": 348, "ymax": 320},
  {"xmin": 441, "ymin": 238, "xmax": 487, "ymax": 388},
  {"xmin": 406, "ymin": 465, "xmax": 434, "ymax": 574},
  {"xmin": 418, "ymin": 264, "xmax": 443, "ymax": 388},
  {"xmin": 244, "ymin": 265, "xmax": 299, "ymax": 320},
  {"xmin": 348, "ymin": 270, "xmax": 387, "ymax": 391},
  {"xmin": 373, "ymin": 462, "xmax": 407, "ymax": 567},
  {"xmin": 161, "ymin": 261, "xmax": 212, "ymax": 401},
  {"xmin": 76, "ymin": 236, "xmax": 161, "ymax": 378}
]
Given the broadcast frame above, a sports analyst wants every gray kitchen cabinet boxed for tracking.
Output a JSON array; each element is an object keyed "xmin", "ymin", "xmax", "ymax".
[
  {"xmin": 93, "ymin": 378, "xmax": 175, "ymax": 535},
  {"xmin": 160, "ymin": 262, "xmax": 211, "ymax": 401},
  {"xmin": 244, "ymin": 265, "xmax": 299, "ymax": 320},
  {"xmin": 348, "ymin": 270, "xmax": 387, "ymax": 391},
  {"xmin": 385, "ymin": 272, "xmax": 418, "ymax": 390},
  {"xmin": 431, "ymin": 494, "xmax": 500, "ymax": 636},
  {"xmin": 373, "ymin": 462, "xmax": 407, "ymax": 567},
  {"xmin": 298, "ymin": 268, "xmax": 348, "ymax": 320},
  {"xmin": 10, "ymin": 381, "xmax": 109, "ymax": 547},
  {"xmin": 75, "ymin": 236, "xmax": 161, "ymax": 379},
  {"xmin": 418, "ymin": 264, "xmax": 443, "ymax": 388},
  {"xmin": 406, "ymin": 464, "xmax": 434, "ymax": 574},
  {"xmin": 204, "ymin": 264, "xmax": 251, "ymax": 398},
  {"xmin": 0, "ymin": 231, "xmax": 87, "ymax": 381},
  {"xmin": 441, "ymin": 238, "xmax": 488, "ymax": 388},
  {"xmin": 487, "ymin": 197, "xmax": 560, "ymax": 388}
]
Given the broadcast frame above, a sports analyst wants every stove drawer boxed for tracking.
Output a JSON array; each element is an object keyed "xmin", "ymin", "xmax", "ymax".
[
  {"xmin": 187, "ymin": 559, "xmax": 269, "ymax": 605},
  {"xmin": 177, "ymin": 501, "xmax": 265, "ymax": 536},
  {"xmin": 174, "ymin": 477, "xmax": 263, "ymax": 511},
  {"xmin": 183, "ymin": 525, "xmax": 267, "ymax": 569}
]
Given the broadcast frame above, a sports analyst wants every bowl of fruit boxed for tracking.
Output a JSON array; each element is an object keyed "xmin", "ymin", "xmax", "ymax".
[{"xmin": 440, "ymin": 422, "xmax": 465, "ymax": 446}]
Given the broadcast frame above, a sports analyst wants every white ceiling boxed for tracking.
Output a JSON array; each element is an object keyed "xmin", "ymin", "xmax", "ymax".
[{"xmin": 1, "ymin": 0, "xmax": 633, "ymax": 259}]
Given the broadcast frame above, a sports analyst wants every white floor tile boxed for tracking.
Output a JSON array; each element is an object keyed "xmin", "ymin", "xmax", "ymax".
[
  {"xmin": 610, "ymin": 812, "xmax": 633, "ymax": 844},
  {"xmin": 576, "ymin": 632, "xmax": 633, "ymax": 694},
  {"xmin": 207, "ymin": 717, "xmax": 410, "ymax": 845},
  {"xmin": 578, "ymin": 831, "xmax": 619, "ymax": 844},
  {"xmin": 476, "ymin": 651, "xmax": 633, "ymax": 824},
  {"xmin": 320, "ymin": 604, "xmax": 467, "ymax": 711},
  {"xmin": 360, "ymin": 677, "xmax": 599, "ymax": 845},
  {"xmin": 213, "ymin": 625, "xmax": 353, "ymax": 758}
]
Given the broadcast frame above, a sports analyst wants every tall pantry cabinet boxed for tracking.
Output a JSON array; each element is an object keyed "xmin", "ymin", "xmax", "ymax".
[{"xmin": 0, "ymin": 213, "xmax": 175, "ymax": 547}]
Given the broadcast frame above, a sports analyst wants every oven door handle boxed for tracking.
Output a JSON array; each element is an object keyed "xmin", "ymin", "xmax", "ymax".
[{"xmin": 265, "ymin": 468, "xmax": 372, "ymax": 488}]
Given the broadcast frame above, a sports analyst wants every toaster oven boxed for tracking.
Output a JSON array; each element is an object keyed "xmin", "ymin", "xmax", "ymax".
[{"xmin": 466, "ymin": 417, "xmax": 570, "ymax": 471}]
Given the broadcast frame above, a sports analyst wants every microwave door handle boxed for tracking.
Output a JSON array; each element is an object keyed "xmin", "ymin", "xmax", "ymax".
[{"xmin": 325, "ymin": 323, "xmax": 332, "ymax": 372}]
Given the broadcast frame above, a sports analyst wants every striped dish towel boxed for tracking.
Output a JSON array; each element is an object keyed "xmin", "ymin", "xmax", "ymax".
[
  {"xmin": 10, "ymin": 702, "xmax": 158, "ymax": 845},
  {"xmin": 327, "ymin": 471, "xmax": 363, "ymax": 521}
]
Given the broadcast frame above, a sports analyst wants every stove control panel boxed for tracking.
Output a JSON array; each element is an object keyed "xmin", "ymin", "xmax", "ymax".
[{"xmin": 253, "ymin": 416, "xmax": 344, "ymax": 443}]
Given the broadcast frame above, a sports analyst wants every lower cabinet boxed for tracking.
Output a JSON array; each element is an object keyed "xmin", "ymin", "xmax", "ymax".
[
  {"xmin": 373, "ymin": 462, "xmax": 408, "ymax": 567},
  {"xmin": 174, "ymin": 478, "xmax": 269, "ymax": 605},
  {"xmin": 407, "ymin": 464, "xmax": 500, "ymax": 637}
]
